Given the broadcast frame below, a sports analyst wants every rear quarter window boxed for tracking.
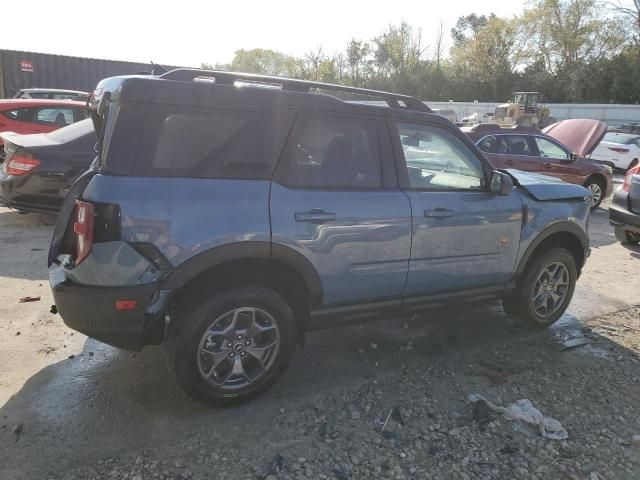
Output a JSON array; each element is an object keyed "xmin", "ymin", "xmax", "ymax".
[{"xmin": 131, "ymin": 105, "xmax": 272, "ymax": 179}]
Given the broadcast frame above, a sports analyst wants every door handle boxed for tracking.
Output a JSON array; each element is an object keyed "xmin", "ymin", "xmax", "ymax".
[
  {"xmin": 543, "ymin": 162, "xmax": 552, "ymax": 168},
  {"xmin": 424, "ymin": 208, "xmax": 455, "ymax": 219},
  {"xmin": 295, "ymin": 210, "xmax": 336, "ymax": 223},
  {"xmin": 504, "ymin": 159, "xmax": 515, "ymax": 166}
]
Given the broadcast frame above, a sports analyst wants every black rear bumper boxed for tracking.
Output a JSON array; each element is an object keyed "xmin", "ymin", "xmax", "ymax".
[{"xmin": 50, "ymin": 267, "xmax": 170, "ymax": 350}]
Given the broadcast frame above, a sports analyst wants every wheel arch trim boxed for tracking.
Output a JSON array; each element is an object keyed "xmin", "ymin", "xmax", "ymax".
[
  {"xmin": 515, "ymin": 222, "xmax": 589, "ymax": 278},
  {"xmin": 160, "ymin": 241, "xmax": 323, "ymax": 306}
]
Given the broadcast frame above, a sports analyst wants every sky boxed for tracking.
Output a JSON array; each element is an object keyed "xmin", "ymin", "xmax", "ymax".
[{"xmin": 6, "ymin": 0, "xmax": 527, "ymax": 67}]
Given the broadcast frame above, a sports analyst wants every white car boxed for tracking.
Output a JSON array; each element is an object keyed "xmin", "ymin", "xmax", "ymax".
[{"xmin": 591, "ymin": 132, "xmax": 640, "ymax": 171}]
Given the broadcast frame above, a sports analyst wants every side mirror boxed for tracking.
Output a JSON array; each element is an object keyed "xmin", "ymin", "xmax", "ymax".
[
  {"xmin": 570, "ymin": 153, "xmax": 579, "ymax": 162},
  {"xmin": 490, "ymin": 171, "xmax": 514, "ymax": 196}
]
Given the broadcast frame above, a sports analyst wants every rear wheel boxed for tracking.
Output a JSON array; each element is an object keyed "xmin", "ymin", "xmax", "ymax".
[
  {"xmin": 502, "ymin": 247, "xmax": 577, "ymax": 329},
  {"xmin": 615, "ymin": 227, "xmax": 640, "ymax": 245},
  {"xmin": 584, "ymin": 177, "xmax": 605, "ymax": 210},
  {"xmin": 165, "ymin": 286, "xmax": 298, "ymax": 406}
]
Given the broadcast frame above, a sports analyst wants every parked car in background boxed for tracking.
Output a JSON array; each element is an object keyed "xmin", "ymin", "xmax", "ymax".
[
  {"xmin": 432, "ymin": 108, "xmax": 457, "ymax": 123},
  {"xmin": 0, "ymin": 119, "xmax": 95, "ymax": 213},
  {"xmin": 13, "ymin": 88, "xmax": 89, "ymax": 102},
  {"xmin": 49, "ymin": 69, "xmax": 592, "ymax": 406},
  {"xmin": 464, "ymin": 120, "xmax": 612, "ymax": 209},
  {"xmin": 0, "ymin": 99, "xmax": 88, "ymax": 146},
  {"xmin": 609, "ymin": 163, "xmax": 640, "ymax": 245},
  {"xmin": 590, "ymin": 132, "xmax": 640, "ymax": 172}
]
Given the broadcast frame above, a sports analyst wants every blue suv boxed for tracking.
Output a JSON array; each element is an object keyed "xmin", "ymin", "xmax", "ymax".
[{"xmin": 48, "ymin": 69, "xmax": 592, "ymax": 405}]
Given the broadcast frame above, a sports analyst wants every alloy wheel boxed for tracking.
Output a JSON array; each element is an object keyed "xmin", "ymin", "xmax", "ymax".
[
  {"xmin": 587, "ymin": 182, "xmax": 602, "ymax": 208},
  {"xmin": 197, "ymin": 307, "xmax": 280, "ymax": 390},
  {"xmin": 531, "ymin": 262, "xmax": 570, "ymax": 319}
]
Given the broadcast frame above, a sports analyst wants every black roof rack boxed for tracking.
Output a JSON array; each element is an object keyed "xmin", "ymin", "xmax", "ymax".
[{"xmin": 158, "ymin": 68, "xmax": 431, "ymax": 113}]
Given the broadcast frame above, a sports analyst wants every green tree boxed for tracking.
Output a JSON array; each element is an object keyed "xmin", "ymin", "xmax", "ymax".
[{"xmin": 450, "ymin": 15, "xmax": 529, "ymax": 100}]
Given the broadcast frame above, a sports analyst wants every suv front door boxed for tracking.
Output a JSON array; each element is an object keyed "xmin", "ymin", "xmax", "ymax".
[
  {"xmin": 392, "ymin": 120, "xmax": 523, "ymax": 300},
  {"xmin": 270, "ymin": 113, "xmax": 412, "ymax": 307},
  {"xmin": 532, "ymin": 136, "xmax": 584, "ymax": 184}
]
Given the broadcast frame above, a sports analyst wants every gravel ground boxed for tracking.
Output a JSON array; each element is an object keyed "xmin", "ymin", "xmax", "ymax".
[{"xmin": 34, "ymin": 307, "xmax": 640, "ymax": 480}]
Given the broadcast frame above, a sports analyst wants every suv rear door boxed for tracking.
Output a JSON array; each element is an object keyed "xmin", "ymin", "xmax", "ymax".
[
  {"xmin": 270, "ymin": 112, "xmax": 412, "ymax": 307},
  {"xmin": 391, "ymin": 119, "xmax": 523, "ymax": 299}
]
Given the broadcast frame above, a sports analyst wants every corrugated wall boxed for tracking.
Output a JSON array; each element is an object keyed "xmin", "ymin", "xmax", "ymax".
[
  {"xmin": 427, "ymin": 101, "xmax": 640, "ymax": 126},
  {"xmin": 0, "ymin": 49, "xmax": 180, "ymax": 97}
]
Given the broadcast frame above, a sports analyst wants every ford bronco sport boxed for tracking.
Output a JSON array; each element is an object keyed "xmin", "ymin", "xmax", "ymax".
[{"xmin": 49, "ymin": 69, "xmax": 592, "ymax": 405}]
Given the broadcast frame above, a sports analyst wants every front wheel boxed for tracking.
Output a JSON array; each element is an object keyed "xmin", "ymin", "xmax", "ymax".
[
  {"xmin": 502, "ymin": 247, "xmax": 577, "ymax": 329},
  {"xmin": 165, "ymin": 286, "xmax": 298, "ymax": 406},
  {"xmin": 615, "ymin": 227, "xmax": 640, "ymax": 245},
  {"xmin": 584, "ymin": 178, "xmax": 605, "ymax": 210}
]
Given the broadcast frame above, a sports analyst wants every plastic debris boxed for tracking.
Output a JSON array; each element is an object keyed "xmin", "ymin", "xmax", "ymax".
[
  {"xmin": 561, "ymin": 337, "xmax": 591, "ymax": 351},
  {"xmin": 469, "ymin": 394, "xmax": 568, "ymax": 440},
  {"xmin": 18, "ymin": 296, "xmax": 41, "ymax": 303},
  {"xmin": 50, "ymin": 305, "xmax": 58, "ymax": 314},
  {"xmin": 261, "ymin": 453, "xmax": 285, "ymax": 478}
]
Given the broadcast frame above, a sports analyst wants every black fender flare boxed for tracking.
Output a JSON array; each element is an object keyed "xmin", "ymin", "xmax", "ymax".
[
  {"xmin": 514, "ymin": 221, "xmax": 589, "ymax": 278},
  {"xmin": 160, "ymin": 241, "xmax": 323, "ymax": 306}
]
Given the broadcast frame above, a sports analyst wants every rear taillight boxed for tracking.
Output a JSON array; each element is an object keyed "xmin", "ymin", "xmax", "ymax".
[
  {"xmin": 73, "ymin": 200, "xmax": 95, "ymax": 265},
  {"xmin": 623, "ymin": 165, "xmax": 640, "ymax": 192},
  {"xmin": 5, "ymin": 153, "xmax": 40, "ymax": 175},
  {"xmin": 608, "ymin": 147, "xmax": 629, "ymax": 154}
]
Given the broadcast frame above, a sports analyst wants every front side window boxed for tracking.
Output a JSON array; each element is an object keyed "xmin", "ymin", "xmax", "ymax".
[
  {"xmin": 397, "ymin": 122, "xmax": 485, "ymax": 190},
  {"xmin": 502, "ymin": 135, "xmax": 534, "ymax": 155},
  {"xmin": 277, "ymin": 115, "xmax": 381, "ymax": 188},
  {"xmin": 534, "ymin": 137, "xmax": 570, "ymax": 159}
]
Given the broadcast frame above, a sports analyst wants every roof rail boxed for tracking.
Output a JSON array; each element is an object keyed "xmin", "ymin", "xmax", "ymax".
[{"xmin": 158, "ymin": 68, "xmax": 431, "ymax": 113}]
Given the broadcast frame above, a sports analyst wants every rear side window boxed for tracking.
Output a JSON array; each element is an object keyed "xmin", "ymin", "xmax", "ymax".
[
  {"xmin": 2, "ymin": 108, "xmax": 33, "ymax": 121},
  {"xmin": 502, "ymin": 135, "xmax": 535, "ymax": 155},
  {"xmin": 276, "ymin": 114, "xmax": 381, "ymax": 189},
  {"xmin": 132, "ymin": 106, "xmax": 272, "ymax": 179}
]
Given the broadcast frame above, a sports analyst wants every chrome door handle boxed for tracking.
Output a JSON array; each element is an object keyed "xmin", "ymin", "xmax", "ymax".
[
  {"xmin": 424, "ymin": 208, "xmax": 455, "ymax": 219},
  {"xmin": 543, "ymin": 162, "xmax": 552, "ymax": 168},
  {"xmin": 295, "ymin": 210, "xmax": 336, "ymax": 223}
]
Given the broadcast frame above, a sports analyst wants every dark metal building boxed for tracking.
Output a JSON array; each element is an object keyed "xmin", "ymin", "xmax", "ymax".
[{"xmin": 0, "ymin": 49, "xmax": 180, "ymax": 98}]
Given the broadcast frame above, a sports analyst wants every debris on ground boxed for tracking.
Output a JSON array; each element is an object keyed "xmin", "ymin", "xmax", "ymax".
[
  {"xmin": 13, "ymin": 423, "xmax": 22, "ymax": 442},
  {"xmin": 50, "ymin": 305, "xmax": 57, "ymax": 314},
  {"xmin": 469, "ymin": 394, "xmax": 568, "ymax": 440},
  {"xmin": 261, "ymin": 453, "xmax": 284, "ymax": 479},
  {"xmin": 561, "ymin": 337, "xmax": 592, "ymax": 351},
  {"xmin": 18, "ymin": 296, "xmax": 41, "ymax": 303}
]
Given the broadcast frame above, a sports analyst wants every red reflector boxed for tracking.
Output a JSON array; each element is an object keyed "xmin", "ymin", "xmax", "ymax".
[
  {"xmin": 5, "ymin": 154, "xmax": 40, "ymax": 175},
  {"xmin": 115, "ymin": 300, "xmax": 137, "ymax": 311}
]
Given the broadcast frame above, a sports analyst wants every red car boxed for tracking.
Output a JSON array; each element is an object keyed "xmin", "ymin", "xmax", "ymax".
[
  {"xmin": 0, "ymin": 99, "xmax": 88, "ymax": 142},
  {"xmin": 463, "ymin": 119, "xmax": 612, "ymax": 210}
]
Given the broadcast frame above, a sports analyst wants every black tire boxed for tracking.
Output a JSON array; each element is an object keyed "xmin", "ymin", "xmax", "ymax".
[
  {"xmin": 615, "ymin": 227, "xmax": 640, "ymax": 245},
  {"xmin": 502, "ymin": 247, "xmax": 577, "ymax": 329},
  {"xmin": 165, "ymin": 286, "xmax": 298, "ymax": 406},
  {"xmin": 584, "ymin": 177, "xmax": 605, "ymax": 210}
]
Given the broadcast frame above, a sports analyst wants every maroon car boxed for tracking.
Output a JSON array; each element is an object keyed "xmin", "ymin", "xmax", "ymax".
[{"xmin": 463, "ymin": 120, "xmax": 612, "ymax": 209}]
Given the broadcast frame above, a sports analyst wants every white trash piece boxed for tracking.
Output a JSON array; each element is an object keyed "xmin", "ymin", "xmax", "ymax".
[{"xmin": 468, "ymin": 394, "xmax": 568, "ymax": 440}]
